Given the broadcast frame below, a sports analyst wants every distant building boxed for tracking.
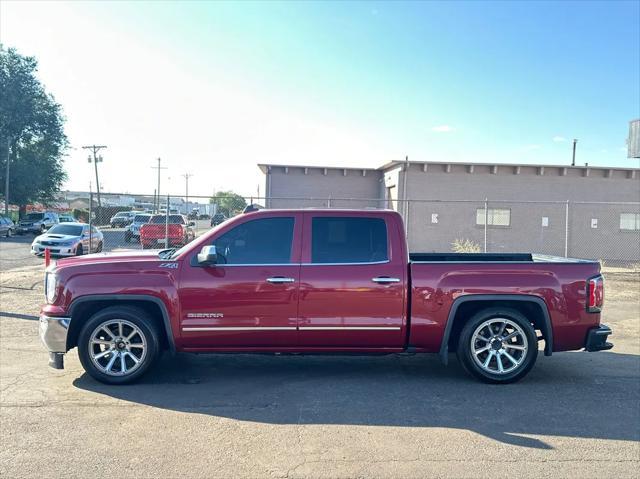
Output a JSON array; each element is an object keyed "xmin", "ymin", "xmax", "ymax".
[
  {"xmin": 260, "ymin": 160, "xmax": 640, "ymax": 263},
  {"xmin": 629, "ymin": 119, "xmax": 640, "ymax": 159}
]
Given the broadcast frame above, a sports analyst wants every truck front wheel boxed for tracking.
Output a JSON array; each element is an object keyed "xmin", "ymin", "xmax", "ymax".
[
  {"xmin": 77, "ymin": 306, "xmax": 161, "ymax": 384},
  {"xmin": 456, "ymin": 307, "xmax": 538, "ymax": 384}
]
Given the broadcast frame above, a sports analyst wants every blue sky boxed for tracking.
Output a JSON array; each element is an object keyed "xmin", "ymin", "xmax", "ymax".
[{"xmin": 2, "ymin": 1, "xmax": 639, "ymax": 196}]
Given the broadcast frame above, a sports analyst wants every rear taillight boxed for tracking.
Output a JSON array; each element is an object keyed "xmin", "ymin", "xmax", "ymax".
[{"xmin": 587, "ymin": 275, "xmax": 604, "ymax": 313}]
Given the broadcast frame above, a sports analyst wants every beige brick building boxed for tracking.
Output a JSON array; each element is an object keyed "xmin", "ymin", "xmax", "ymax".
[{"xmin": 259, "ymin": 161, "xmax": 640, "ymax": 263}]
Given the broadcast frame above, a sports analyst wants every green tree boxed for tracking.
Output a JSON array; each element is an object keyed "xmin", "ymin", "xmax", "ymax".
[
  {"xmin": 0, "ymin": 45, "xmax": 68, "ymax": 215},
  {"xmin": 209, "ymin": 190, "xmax": 247, "ymax": 217}
]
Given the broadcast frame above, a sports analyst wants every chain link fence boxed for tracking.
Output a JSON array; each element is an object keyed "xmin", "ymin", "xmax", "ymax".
[{"xmin": 67, "ymin": 192, "xmax": 639, "ymax": 270}]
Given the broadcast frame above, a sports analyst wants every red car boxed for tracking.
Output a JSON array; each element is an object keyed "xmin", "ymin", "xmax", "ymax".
[
  {"xmin": 139, "ymin": 214, "xmax": 195, "ymax": 249},
  {"xmin": 39, "ymin": 208, "xmax": 610, "ymax": 384}
]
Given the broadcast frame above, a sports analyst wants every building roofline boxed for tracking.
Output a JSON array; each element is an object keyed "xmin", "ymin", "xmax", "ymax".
[
  {"xmin": 258, "ymin": 163, "xmax": 378, "ymax": 174},
  {"xmin": 259, "ymin": 160, "xmax": 639, "ymax": 174},
  {"xmin": 379, "ymin": 159, "xmax": 640, "ymax": 172}
]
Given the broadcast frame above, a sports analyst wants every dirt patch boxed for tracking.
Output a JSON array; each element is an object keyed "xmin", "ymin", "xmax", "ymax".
[{"xmin": 604, "ymin": 271, "xmax": 640, "ymax": 303}]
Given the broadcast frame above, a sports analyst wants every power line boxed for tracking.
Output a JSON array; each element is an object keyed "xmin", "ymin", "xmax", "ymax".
[{"xmin": 82, "ymin": 145, "xmax": 107, "ymax": 208}]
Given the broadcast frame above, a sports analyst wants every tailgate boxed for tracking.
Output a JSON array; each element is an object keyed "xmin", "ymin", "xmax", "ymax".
[{"xmin": 140, "ymin": 224, "xmax": 183, "ymax": 239}]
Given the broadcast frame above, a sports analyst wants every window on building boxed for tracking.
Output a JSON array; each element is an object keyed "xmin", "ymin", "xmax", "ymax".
[
  {"xmin": 311, "ymin": 217, "xmax": 388, "ymax": 264},
  {"xmin": 476, "ymin": 208, "xmax": 511, "ymax": 227},
  {"xmin": 212, "ymin": 217, "xmax": 295, "ymax": 264},
  {"xmin": 620, "ymin": 213, "xmax": 640, "ymax": 231}
]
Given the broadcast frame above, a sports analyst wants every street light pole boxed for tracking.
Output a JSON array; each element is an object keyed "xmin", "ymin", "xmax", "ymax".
[
  {"xmin": 82, "ymin": 145, "xmax": 107, "ymax": 208},
  {"xmin": 182, "ymin": 173, "xmax": 193, "ymax": 215},
  {"xmin": 151, "ymin": 158, "xmax": 167, "ymax": 212}
]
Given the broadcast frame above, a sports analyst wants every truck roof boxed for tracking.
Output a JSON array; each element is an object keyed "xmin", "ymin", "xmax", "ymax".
[{"xmin": 243, "ymin": 208, "xmax": 397, "ymax": 214}]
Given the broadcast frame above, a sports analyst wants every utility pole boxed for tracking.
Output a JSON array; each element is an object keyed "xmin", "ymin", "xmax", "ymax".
[
  {"xmin": 82, "ymin": 145, "xmax": 107, "ymax": 208},
  {"xmin": 182, "ymin": 173, "xmax": 193, "ymax": 214},
  {"xmin": 4, "ymin": 138, "xmax": 10, "ymax": 216},
  {"xmin": 151, "ymin": 158, "xmax": 167, "ymax": 212},
  {"xmin": 571, "ymin": 139, "xmax": 578, "ymax": 167}
]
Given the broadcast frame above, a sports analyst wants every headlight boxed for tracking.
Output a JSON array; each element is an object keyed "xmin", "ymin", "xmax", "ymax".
[{"xmin": 45, "ymin": 272, "xmax": 58, "ymax": 304}]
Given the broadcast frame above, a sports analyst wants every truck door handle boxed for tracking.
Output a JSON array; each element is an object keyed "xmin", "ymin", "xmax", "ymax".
[
  {"xmin": 372, "ymin": 276, "xmax": 401, "ymax": 284},
  {"xmin": 266, "ymin": 277, "xmax": 296, "ymax": 284}
]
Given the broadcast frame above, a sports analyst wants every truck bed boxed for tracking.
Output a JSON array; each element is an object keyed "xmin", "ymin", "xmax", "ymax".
[
  {"xmin": 407, "ymin": 256, "xmax": 601, "ymax": 354},
  {"xmin": 409, "ymin": 252, "xmax": 597, "ymax": 263}
]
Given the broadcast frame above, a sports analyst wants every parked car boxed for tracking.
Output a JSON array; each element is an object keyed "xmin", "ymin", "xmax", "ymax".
[
  {"xmin": 124, "ymin": 213, "xmax": 152, "ymax": 243},
  {"xmin": 38, "ymin": 208, "xmax": 611, "ymax": 385},
  {"xmin": 0, "ymin": 216, "xmax": 15, "ymax": 237},
  {"xmin": 109, "ymin": 211, "xmax": 134, "ymax": 228},
  {"xmin": 58, "ymin": 214, "xmax": 76, "ymax": 223},
  {"xmin": 31, "ymin": 222, "xmax": 103, "ymax": 257},
  {"xmin": 139, "ymin": 214, "xmax": 195, "ymax": 249},
  {"xmin": 16, "ymin": 211, "xmax": 59, "ymax": 234},
  {"xmin": 210, "ymin": 213, "xmax": 227, "ymax": 226}
]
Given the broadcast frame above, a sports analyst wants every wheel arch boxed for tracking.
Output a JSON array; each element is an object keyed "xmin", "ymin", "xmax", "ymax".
[
  {"xmin": 439, "ymin": 294, "xmax": 553, "ymax": 365},
  {"xmin": 67, "ymin": 294, "xmax": 175, "ymax": 353}
]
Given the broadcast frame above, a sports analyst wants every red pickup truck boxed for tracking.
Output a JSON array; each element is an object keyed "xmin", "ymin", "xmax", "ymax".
[
  {"xmin": 39, "ymin": 208, "xmax": 611, "ymax": 385},
  {"xmin": 139, "ymin": 214, "xmax": 195, "ymax": 249}
]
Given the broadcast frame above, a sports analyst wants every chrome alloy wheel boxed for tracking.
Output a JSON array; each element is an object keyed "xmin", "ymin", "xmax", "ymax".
[
  {"xmin": 470, "ymin": 318, "xmax": 528, "ymax": 375},
  {"xmin": 88, "ymin": 319, "xmax": 147, "ymax": 376}
]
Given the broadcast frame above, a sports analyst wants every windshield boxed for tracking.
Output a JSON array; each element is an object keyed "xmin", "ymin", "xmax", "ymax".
[
  {"xmin": 115, "ymin": 212, "xmax": 129, "ymax": 217},
  {"xmin": 25, "ymin": 213, "xmax": 44, "ymax": 221},
  {"xmin": 48, "ymin": 224, "xmax": 83, "ymax": 236},
  {"xmin": 133, "ymin": 215, "xmax": 151, "ymax": 223},
  {"xmin": 150, "ymin": 215, "xmax": 184, "ymax": 224}
]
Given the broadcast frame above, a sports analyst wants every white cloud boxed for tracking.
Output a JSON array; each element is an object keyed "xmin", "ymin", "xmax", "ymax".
[
  {"xmin": 552, "ymin": 136, "xmax": 567, "ymax": 143},
  {"xmin": 432, "ymin": 125, "xmax": 455, "ymax": 133}
]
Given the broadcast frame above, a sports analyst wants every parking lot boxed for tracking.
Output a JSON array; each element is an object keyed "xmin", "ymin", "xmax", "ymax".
[{"xmin": 1, "ymin": 237, "xmax": 639, "ymax": 478}]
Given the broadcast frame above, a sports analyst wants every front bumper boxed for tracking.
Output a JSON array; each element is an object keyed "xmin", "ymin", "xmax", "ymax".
[
  {"xmin": 17, "ymin": 225, "xmax": 40, "ymax": 234},
  {"xmin": 585, "ymin": 324, "xmax": 613, "ymax": 352},
  {"xmin": 39, "ymin": 315, "xmax": 70, "ymax": 369},
  {"xmin": 32, "ymin": 244, "xmax": 77, "ymax": 257}
]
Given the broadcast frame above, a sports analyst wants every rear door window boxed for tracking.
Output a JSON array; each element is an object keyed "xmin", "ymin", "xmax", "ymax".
[{"xmin": 311, "ymin": 217, "xmax": 388, "ymax": 264}]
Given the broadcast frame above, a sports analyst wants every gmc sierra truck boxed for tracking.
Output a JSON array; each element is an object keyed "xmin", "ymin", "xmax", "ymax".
[{"xmin": 39, "ymin": 208, "xmax": 611, "ymax": 385}]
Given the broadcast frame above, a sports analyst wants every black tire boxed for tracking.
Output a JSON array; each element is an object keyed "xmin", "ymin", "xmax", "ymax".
[
  {"xmin": 75, "ymin": 244, "xmax": 84, "ymax": 256},
  {"xmin": 97, "ymin": 241, "xmax": 103, "ymax": 253},
  {"xmin": 456, "ymin": 307, "xmax": 538, "ymax": 384},
  {"xmin": 40, "ymin": 224, "xmax": 46, "ymax": 234},
  {"xmin": 77, "ymin": 306, "xmax": 161, "ymax": 385},
  {"xmin": 6, "ymin": 228, "xmax": 12, "ymax": 238},
  {"xmin": 124, "ymin": 233, "xmax": 131, "ymax": 243}
]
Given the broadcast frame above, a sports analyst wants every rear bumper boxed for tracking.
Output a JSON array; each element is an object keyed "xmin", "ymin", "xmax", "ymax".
[
  {"xmin": 585, "ymin": 324, "xmax": 613, "ymax": 352},
  {"xmin": 39, "ymin": 315, "xmax": 70, "ymax": 369}
]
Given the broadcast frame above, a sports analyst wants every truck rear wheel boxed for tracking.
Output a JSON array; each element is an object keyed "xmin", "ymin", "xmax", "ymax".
[
  {"xmin": 77, "ymin": 306, "xmax": 161, "ymax": 384},
  {"xmin": 456, "ymin": 307, "xmax": 538, "ymax": 384}
]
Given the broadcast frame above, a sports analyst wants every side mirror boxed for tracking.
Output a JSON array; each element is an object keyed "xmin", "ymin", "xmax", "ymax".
[
  {"xmin": 197, "ymin": 245, "xmax": 218, "ymax": 265},
  {"xmin": 188, "ymin": 221, "xmax": 195, "ymax": 227}
]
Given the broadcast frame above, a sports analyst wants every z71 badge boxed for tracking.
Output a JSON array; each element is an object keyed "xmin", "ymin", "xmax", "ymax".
[{"xmin": 158, "ymin": 262, "xmax": 179, "ymax": 269}]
